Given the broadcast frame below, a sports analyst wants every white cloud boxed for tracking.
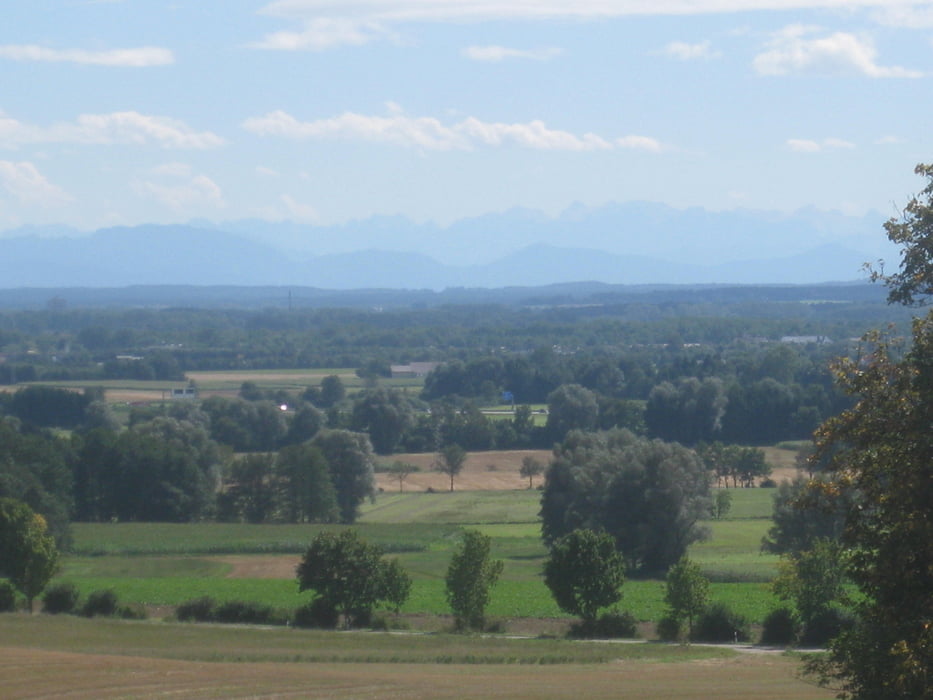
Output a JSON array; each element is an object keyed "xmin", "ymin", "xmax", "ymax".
[
  {"xmin": 754, "ymin": 25, "xmax": 923, "ymax": 77},
  {"xmin": 250, "ymin": 17, "xmax": 391, "ymax": 50},
  {"xmin": 135, "ymin": 164, "xmax": 225, "ymax": 211},
  {"xmin": 254, "ymin": 1, "xmax": 925, "ymax": 52},
  {"xmin": 872, "ymin": 5, "xmax": 933, "ymax": 28},
  {"xmin": 787, "ymin": 137, "xmax": 855, "ymax": 152},
  {"xmin": 0, "ymin": 44, "xmax": 173, "ymax": 67},
  {"xmin": 0, "ymin": 161, "xmax": 72, "ymax": 205},
  {"xmin": 243, "ymin": 106, "xmax": 663, "ymax": 152},
  {"xmin": 463, "ymin": 45, "xmax": 563, "ymax": 62},
  {"xmin": 875, "ymin": 134, "xmax": 903, "ymax": 145},
  {"xmin": 616, "ymin": 135, "xmax": 664, "ymax": 151},
  {"xmin": 0, "ymin": 110, "xmax": 224, "ymax": 150},
  {"xmin": 259, "ymin": 1, "xmax": 914, "ymax": 23},
  {"xmin": 256, "ymin": 166, "xmax": 281, "ymax": 177},
  {"xmin": 662, "ymin": 40, "xmax": 720, "ymax": 60}
]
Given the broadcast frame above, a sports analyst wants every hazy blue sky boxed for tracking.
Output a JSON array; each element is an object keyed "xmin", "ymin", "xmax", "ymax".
[{"xmin": 1, "ymin": 0, "xmax": 931, "ymax": 233}]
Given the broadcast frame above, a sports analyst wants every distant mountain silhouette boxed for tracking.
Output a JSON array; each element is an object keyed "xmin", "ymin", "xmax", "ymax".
[{"xmin": 0, "ymin": 203, "xmax": 895, "ymax": 289}]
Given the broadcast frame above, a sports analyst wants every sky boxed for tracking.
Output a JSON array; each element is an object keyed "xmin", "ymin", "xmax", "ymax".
[{"xmin": 1, "ymin": 0, "xmax": 932, "ymax": 236}]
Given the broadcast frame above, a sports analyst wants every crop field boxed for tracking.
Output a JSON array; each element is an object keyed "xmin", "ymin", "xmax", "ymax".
[{"xmin": 0, "ymin": 615, "xmax": 834, "ymax": 699}]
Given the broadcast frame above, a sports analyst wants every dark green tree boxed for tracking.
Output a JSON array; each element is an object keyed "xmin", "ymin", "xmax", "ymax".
[
  {"xmin": 309, "ymin": 429, "xmax": 376, "ymax": 523},
  {"xmin": 275, "ymin": 443, "xmax": 338, "ymax": 523},
  {"xmin": 319, "ymin": 374, "xmax": 346, "ymax": 408},
  {"xmin": 645, "ymin": 377, "xmax": 727, "ymax": 445},
  {"xmin": 445, "ymin": 529, "xmax": 503, "ymax": 631},
  {"xmin": 351, "ymin": 387, "xmax": 415, "ymax": 454},
  {"xmin": 545, "ymin": 383, "xmax": 599, "ymax": 440},
  {"xmin": 806, "ymin": 318, "xmax": 933, "ymax": 697},
  {"xmin": 761, "ymin": 475, "xmax": 850, "ymax": 555},
  {"xmin": 806, "ymin": 164, "xmax": 933, "ymax": 698},
  {"xmin": 544, "ymin": 528, "xmax": 625, "ymax": 624},
  {"xmin": 223, "ymin": 453, "xmax": 276, "ymax": 523},
  {"xmin": 540, "ymin": 429, "xmax": 711, "ymax": 574},
  {"xmin": 296, "ymin": 530, "xmax": 411, "ymax": 628}
]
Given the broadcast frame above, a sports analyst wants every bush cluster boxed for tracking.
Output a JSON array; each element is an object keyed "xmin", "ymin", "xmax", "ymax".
[
  {"xmin": 39, "ymin": 584, "xmax": 147, "ymax": 620},
  {"xmin": 569, "ymin": 610, "xmax": 638, "ymax": 639},
  {"xmin": 692, "ymin": 602, "xmax": 750, "ymax": 643},
  {"xmin": 175, "ymin": 596, "xmax": 287, "ymax": 626},
  {"xmin": 760, "ymin": 607, "xmax": 798, "ymax": 646}
]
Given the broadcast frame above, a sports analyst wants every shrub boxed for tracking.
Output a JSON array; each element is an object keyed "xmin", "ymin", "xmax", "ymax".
[
  {"xmin": 42, "ymin": 582, "xmax": 80, "ymax": 615},
  {"xmin": 656, "ymin": 614, "xmax": 682, "ymax": 642},
  {"xmin": 692, "ymin": 602, "xmax": 751, "ymax": 643},
  {"xmin": 81, "ymin": 589, "xmax": 119, "ymax": 617},
  {"xmin": 213, "ymin": 600, "xmax": 277, "ymax": 625},
  {"xmin": 570, "ymin": 610, "xmax": 638, "ymax": 639},
  {"xmin": 0, "ymin": 580, "xmax": 17, "ymax": 612},
  {"xmin": 175, "ymin": 596, "xmax": 217, "ymax": 622},
  {"xmin": 760, "ymin": 607, "xmax": 799, "ymax": 646},
  {"xmin": 293, "ymin": 598, "xmax": 339, "ymax": 629},
  {"xmin": 799, "ymin": 607, "xmax": 855, "ymax": 647}
]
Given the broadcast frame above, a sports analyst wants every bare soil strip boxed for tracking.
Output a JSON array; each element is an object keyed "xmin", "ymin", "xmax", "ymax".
[{"xmin": 217, "ymin": 555, "xmax": 299, "ymax": 579}]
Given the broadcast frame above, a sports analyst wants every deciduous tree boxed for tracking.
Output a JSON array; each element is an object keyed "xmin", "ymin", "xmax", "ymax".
[
  {"xmin": 544, "ymin": 529, "xmax": 625, "ymax": 624},
  {"xmin": 540, "ymin": 429, "xmax": 711, "ymax": 574},
  {"xmin": 435, "ymin": 443, "xmax": 467, "ymax": 492},
  {"xmin": 664, "ymin": 557, "xmax": 709, "ymax": 642},
  {"xmin": 309, "ymin": 429, "xmax": 376, "ymax": 523},
  {"xmin": 0, "ymin": 498, "xmax": 59, "ymax": 612},
  {"xmin": 807, "ymin": 163, "xmax": 933, "ymax": 698},
  {"xmin": 445, "ymin": 529, "xmax": 503, "ymax": 631},
  {"xmin": 296, "ymin": 530, "xmax": 411, "ymax": 628}
]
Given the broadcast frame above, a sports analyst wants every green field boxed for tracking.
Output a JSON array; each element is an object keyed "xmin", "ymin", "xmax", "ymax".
[{"xmin": 58, "ymin": 486, "xmax": 782, "ymax": 627}]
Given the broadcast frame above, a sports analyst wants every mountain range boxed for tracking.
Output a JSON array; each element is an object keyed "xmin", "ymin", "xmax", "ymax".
[{"xmin": 0, "ymin": 202, "xmax": 897, "ymax": 290}]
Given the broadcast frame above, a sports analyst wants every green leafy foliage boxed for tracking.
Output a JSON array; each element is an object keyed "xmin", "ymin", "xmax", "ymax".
[
  {"xmin": 544, "ymin": 529, "xmax": 625, "ymax": 623},
  {"xmin": 806, "ymin": 316, "xmax": 933, "ymax": 696},
  {"xmin": 42, "ymin": 582, "xmax": 80, "ymax": 614},
  {"xmin": 0, "ymin": 498, "xmax": 59, "ymax": 611},
  {"xmin": 309, "ymin": 430, "xmax": 376, "ymax": 524},
  {"xmin": 445, "ymin": 529, "xmax": 503, "ymax": 631},
  {"xmin": 692, "ymin": 602, "xmax": 750, "ymax": 643},
  {"xmin": 664, "ymin": 557, "xmax": 710, "ymax": 640},
  {"xmin": 296, "ymin": 530, "xmax": 411, "ymax": 629},
  {"xmin": 540, "ymin": 429, "xmax": 711, "ymax": 574}
]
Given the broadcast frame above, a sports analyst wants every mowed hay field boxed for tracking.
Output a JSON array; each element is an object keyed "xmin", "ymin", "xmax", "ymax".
[
  {"xmin": 375, "ymin": 450, "xmax": 553, "ymax": 492},
  {"xmin": 0, "ymin": 616, "xmax": 834, "ymax": 700},
  {"xmin": 376, "ymin": 447, "xmax": 802, "ymax": 492}
]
